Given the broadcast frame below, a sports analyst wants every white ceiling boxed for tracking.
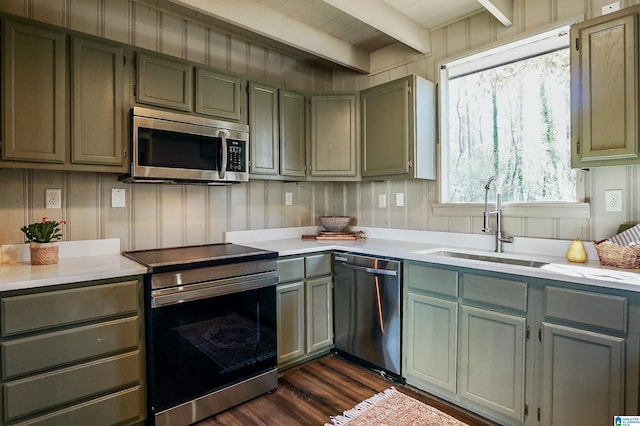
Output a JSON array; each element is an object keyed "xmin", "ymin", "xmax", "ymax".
[{"xmin": 164, "ymin": 0, "xmax": 513, "ymax": 73}]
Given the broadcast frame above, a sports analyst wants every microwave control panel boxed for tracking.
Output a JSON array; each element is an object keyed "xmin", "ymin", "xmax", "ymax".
[{"xmin": 227, "ymin": 140, "xmax": 246, "ymax": 172}]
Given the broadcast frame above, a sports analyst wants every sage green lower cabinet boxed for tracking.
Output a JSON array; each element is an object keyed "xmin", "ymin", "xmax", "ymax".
[
  {"xmin": 459, "ymin": 305, "xmax": 526, "ymax": 423},
  {"xmin": 405, "ymin": 293, "xmax": 458, "ymax": 395},
  {"xmin": 276, "ymin": 280, "xmax": 305, "ymax": 365},
  {"xmin": 539, "ymin": 282, "xmax": 636, "ymax": 426},
  {"xmin": 276, "ymin": 253, "xmax": 333, "ymax": 370},
  {"xmin": 0, "ymin": 277, "xmax": 145, "ymax": 425},
  {"xmin": 403, "ymin": 261, "xmax": 640, "ymax": 426},
  {"xmin": 403, "ymin": 262, "xmax": 458, "ymax": 397}
]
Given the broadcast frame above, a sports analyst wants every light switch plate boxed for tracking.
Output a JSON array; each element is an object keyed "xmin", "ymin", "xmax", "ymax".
[
  {"xmin": 602, "ymin": 1, "xmax": 620, "ymax": 14},
  {"xmin": 378, "ymin": 194, "xmax": 387, "ymax": 208},
  {"xmin": 112, "ymin": 188, "xmax": 126, "ymax": 208},
  {"xmin": 395, "ymin": 192, "xmax": 404, "ymax": 207},
  {"xmin": 285, "ymin": 192, "xmax": 293, "ymax": 206}
]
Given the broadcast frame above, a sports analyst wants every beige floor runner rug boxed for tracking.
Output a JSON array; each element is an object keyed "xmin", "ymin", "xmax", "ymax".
[{"xmin": 325, "ymin": 387, "xmax": 468, "ymax": 426}]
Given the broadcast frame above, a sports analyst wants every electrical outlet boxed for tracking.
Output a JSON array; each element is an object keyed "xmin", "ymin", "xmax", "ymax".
[
  {"xmin": 378, "ymin": 194, "xmax": 387, "ymax": 208},
  {"xmin": 395, "ymin": 192, "xmax": 404, "ymax": 207},
  {"xmin": 285, "ymin": 192, "xmax": 293, "ymax": 206},
  {"xmin": 46, "ymin": 189, "xmax": 61, "ymax": 209},
  {"xmin": 605, "ymin": 189, "xmax": 623, "ymax": 212}
]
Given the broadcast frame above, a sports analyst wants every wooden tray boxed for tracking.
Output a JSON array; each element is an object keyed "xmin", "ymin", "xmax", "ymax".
[{"xmin": 302, "ymin": 231, "xmax": 359, "ymax": 241}]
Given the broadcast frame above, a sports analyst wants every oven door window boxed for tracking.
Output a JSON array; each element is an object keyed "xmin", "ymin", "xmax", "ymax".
[{"xmin": 147, "ymin": 286, "xmax": 276, "ymax": 413}]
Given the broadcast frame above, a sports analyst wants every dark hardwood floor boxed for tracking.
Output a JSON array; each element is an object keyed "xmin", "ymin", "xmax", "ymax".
[{"xmin": 196, "ymin": 353, "xmax": 499, "ymax": 425}]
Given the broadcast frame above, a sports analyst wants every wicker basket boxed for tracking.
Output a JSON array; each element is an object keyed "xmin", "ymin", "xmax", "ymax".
[
  {"xmin": 593, "ymin": 239, "xmax": 640, "ymax": 269},
  {"xmin": 29, "ymin": 242, "xmax": 59, "ymax": 265}
]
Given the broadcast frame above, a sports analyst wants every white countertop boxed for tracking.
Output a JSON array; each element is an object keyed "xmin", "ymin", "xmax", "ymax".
[
  {"xmin": 226, "ymin": 227, "xmax": 640, "ymax": 293},
  {"xmin": 0, "ymin": 239, "xmax": 147, "ymax": 292}
]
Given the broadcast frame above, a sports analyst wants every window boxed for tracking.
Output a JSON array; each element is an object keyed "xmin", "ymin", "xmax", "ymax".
[{"xmin": 440, "ymin": 27, "xmax": 575, "ymax": 204}]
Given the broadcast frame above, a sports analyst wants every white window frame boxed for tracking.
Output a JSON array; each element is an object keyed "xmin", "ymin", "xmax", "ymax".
[{"xmin": 434, "ymin": 19, "xmax": 590, "ymax": 220}]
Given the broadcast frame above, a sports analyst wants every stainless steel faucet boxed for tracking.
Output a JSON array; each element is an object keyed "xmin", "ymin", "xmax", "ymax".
[{"xmin": 482, "ymin": 176, "xmax": 513, "ymax": 253}]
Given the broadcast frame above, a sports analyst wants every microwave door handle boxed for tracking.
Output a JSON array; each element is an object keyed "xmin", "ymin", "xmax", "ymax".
[{"xmin": 218, "ymin": 130, "xmax": 228, "ymax": 179}]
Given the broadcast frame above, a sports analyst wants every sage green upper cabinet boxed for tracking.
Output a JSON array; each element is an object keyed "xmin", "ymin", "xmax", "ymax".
[
  {"xmin": 196, "ymin": 67, "xmax": 242, "ymax": 121},
  {"xmin": 72, "ymin": 37, "xmax": 125, "ymax": 167},
  {"xmin": 249, "ymin": 82, "xmax": 279, "ymax": 176},
  {"xmin": 308, "ymin": 93, "xmax": 360, "ymax": 180},
  {"xmin": 136, "ymin": 52, "xmax": 193, "ymax": 112},
  {"xmin": 249, "ymin": 82, "xmax": 305, "ymax": 180},
  {"xmin": 280, "ymin": 89, "xmax": 306, "ymax": 178},
  {"xmin": 361, "ymin": 75, "xmax": 435, "ymax": 180},
  {"xmin": 571, "ymin": 8, "xmax": 640, "ymax": 167},
  {"xmin": 2, "ymin": 21, "xmax": 66, "ymax": 163}
]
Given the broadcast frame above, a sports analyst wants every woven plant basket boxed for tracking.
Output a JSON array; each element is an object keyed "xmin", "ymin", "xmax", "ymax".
[
  {"xmin": 30, "ymin": 242, "xmax": 59, "ymax": 265},
  {"xmin": 593, "ymin": 239, "xmax": 640, "ymax": 269}
]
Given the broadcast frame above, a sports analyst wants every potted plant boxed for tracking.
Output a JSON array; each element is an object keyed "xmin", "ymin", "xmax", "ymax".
[{"xmin": 20, "ymin": 217, "xmax": 65, "ymax": 265}]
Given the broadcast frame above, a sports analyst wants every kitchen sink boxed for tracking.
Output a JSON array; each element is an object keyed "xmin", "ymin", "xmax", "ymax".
[{"xmin": 415, "ymin": 248, "xmax": 549, "ymax": 268}]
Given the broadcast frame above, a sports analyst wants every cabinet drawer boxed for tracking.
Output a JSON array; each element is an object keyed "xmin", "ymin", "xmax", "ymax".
[
  {"xmin": 405, "ymin": 262, "xmax": 458, "ymax": 298},
  {"xmin": 305, "ymin": 253, "xmax": 332, "ymax": 278},
  {"xmin": 461, "ymin": 273, "xmax": 527, "ymax": 313},
  {"xmin": 277, "ymin": 257, "xmax": 305, "ymax": 283},
  {"xmin": 3, "ymin": 351, "xmax": 140, "ymax": 421},
  {"xmin": 14, "ymin": 386, "xmax": 142, "ymax": 426},
  {"xmin": 545, "ymin": 286, "xmax": 627, "ymax": 332},
  {"xmin": 1, "ymin": 280, "xmax": 140, "ymax": 336},
  {"xmin": 2, "ymin": 317, "xmax": 140, "ymax": 379}
]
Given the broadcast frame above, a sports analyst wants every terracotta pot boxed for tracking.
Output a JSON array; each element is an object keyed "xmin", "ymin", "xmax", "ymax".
[{"xmin": 30, "ymin": 242, "xmax": 59, "ymax": 265}]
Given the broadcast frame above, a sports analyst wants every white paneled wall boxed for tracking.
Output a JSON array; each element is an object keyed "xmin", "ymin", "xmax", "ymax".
[
  {"xmin": 332, "ymin": 0, "xmax": 640, "ymax": 242},
  {"xmin": 1, "ymin": 0, "xmax": 639, "ymax": 249},
  {"xmin": 0, "ymin": 0, "xmax": 334, "ymax": 250}
]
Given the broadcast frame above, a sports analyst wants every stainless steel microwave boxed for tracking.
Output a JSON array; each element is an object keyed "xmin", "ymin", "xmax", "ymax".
[{"xmin": 119, "ymin": 107, "xmax": 249, "ymax": 184}]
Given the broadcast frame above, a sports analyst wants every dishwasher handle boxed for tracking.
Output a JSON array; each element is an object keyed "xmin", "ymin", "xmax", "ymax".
[{"xmin": 335, "ymin": 260, "xmax": 398, "ymax": 276}]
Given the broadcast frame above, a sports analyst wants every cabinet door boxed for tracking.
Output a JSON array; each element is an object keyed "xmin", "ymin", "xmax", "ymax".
[
  {"xmin": 361, "ymin": 78, "xmax": 409, "ymax": 178},
  {"xmin": 136, "ymin": 52, "xmax": 192, "ymax": 111},
  {"xmin": 249, "ymin": 82, "xmax": 279, "ymax": 176},
  {"xmin": 305, "ymin": 276, "xmax": 333, "ymax": 354},
  {"xmin": 72, "ymin": 38, "xmax": 124, "ymax": 166},
  {"xmin": 309, "ymin": 94, "xmax": 359, "ymax": 179},
  {"xmin": 276, "ymin": 281, "xmax": 305, "ymax": 366},
  {"xmin": 541, "ymin": 322, "xmax": 624, "ymax": 426},
  {"xmin": 196, "ymin": 67, "xmax": 242, "ymax": 120},
  {"xmin": 2, "ymin": 21, "xmax": 66, "ymax": 163},
  {"xmin": 571, "ymin": 12, "xmax": 639, "ymax": 167},
  {"xmin": 459, "ymin": 305, "xmax": 526, "ymax": 423},
  {"xmin": 404, "ymin": 293, "xmax": 457, "ymax": 395},
  {"xmin": 280, "ymin": 89, "xmax": 306, "ymax": 178}
]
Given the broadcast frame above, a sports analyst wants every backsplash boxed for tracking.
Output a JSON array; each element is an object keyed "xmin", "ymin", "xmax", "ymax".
[{"xmin": 0, "ymin": 0, "xmax": 638, "ymax": 249}]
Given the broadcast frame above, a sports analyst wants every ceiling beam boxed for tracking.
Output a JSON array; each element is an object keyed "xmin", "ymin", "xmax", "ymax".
[
  {"xmin": 167, "ymin": 0, "xmax": 371, "ymax": 73},
  {"xmin": 322, "ymin": 0, "xmax": 431, "ymax": 54},
  {"xmin": 477, "ymin": 0, "xmax": 514, "ymax": 26}
]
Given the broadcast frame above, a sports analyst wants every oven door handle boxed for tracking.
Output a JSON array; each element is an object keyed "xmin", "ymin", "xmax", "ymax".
[{"xmin": 151, "ymin": 271, "xmax": 277, "ymax": 308}]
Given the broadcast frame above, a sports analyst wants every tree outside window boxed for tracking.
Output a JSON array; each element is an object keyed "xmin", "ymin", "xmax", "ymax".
[{"xmin": 443, "ymin": 43, "xmax": 575, "ymax": 203}]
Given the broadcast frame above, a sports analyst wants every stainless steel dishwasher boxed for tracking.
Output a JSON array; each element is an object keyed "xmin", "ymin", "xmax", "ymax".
[{"xmin": 333, "ymin": 252, "xmax": 402, "ymax": 379}]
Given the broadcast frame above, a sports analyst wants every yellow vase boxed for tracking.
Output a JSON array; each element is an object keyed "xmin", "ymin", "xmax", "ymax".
[{"xmin": 566, "ymin": 239, "xmax": 587, "ymax": 263}]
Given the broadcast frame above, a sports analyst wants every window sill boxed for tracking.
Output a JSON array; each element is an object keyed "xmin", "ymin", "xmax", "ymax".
[{"xmin": 432, "ymin": 202, "xmax": 590, "ymax": 218}]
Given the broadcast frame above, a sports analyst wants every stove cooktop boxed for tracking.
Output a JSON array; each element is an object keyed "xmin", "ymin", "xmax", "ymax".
[{"xmin": 123, "ymin": 243, "xmax": 276, "ymax": 272}]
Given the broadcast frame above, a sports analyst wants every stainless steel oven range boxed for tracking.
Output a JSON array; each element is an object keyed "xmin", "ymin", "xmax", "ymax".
[{"xmin": 123, "ymin": 244, "xmax": 278, "ymax": 426}]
